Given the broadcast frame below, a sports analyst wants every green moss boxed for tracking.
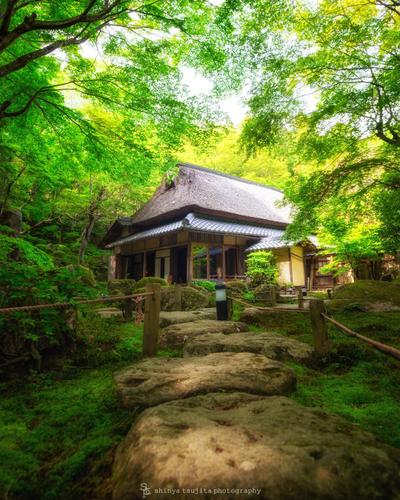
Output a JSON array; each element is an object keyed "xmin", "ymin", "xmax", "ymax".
[
  {"xmin": 133, "ymin": 277, "xmax": 168, "ymax": 290},
  {"xmin": 333, "ymin": 280, "xmax": 400, "ymax": 306},
  {"xmin": 246, "ymin": 308, "xmax": 400, "ymax": 448},
  {"xmin": 0, "ymin": 320, "xmax": 181, "ymax": 499}
]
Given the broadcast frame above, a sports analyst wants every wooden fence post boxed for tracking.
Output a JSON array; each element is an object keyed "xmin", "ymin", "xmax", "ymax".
[
  {"xmin": 122, "ymin": 298, "xmax": 134, "ymax": 321},
  {"xmin": 143, "ymin": 283, "xmax": 161, "ymax": 357},
  {"xmin": 174, "ymin": 284, "xmax": 182, "ymax": 311},
  {"xmin": 309, "ymin": 299, "xmax": 330, "ymax": 356},
  {"xmin": 297, "ymin": 288, "xmax": 304, "ymax": 309}
]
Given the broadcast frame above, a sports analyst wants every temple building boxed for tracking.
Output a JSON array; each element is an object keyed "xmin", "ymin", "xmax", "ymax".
[{"xmin": 103, "ymin": 163, "xmax": 324, "ymax": 287}]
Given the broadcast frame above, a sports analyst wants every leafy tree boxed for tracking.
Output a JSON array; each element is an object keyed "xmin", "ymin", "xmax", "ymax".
[
  {"xmin": 245, "ymin": 250, "xmax": 279, "ymax": 285},
  {"xmin": 227, "ymin": 0, "xmax": 400, "ymax": 255}
]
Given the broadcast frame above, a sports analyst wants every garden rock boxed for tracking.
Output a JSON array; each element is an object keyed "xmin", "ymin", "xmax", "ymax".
[
  {"xmin": 159, "ymin": 320, "xmax": 249, "ymax": 348},
  {"xmin": 112, "ymin": 393, "xmax": 400, "ymax": 500},
  {"xmin": 183, "ymin": 331, "xmax": 313, "ymax": 363},
  {"xmin": 160, "ymin": 286, "xmax": 210, "ymax": 311},
  {"xmin": 114, "ymin": 352, "xmax": 296, "ymax": 408},
  {"xmin": 160, "ymin": 308, "xmax": 216, "ymax": 328}
]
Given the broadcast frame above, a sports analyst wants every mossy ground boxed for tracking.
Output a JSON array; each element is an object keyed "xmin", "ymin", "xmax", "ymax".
[
  {"xmin": 0, "ymin": 320, "xmax": 180, "ymax": 500},
  {"xmin": 1, "ymin": 305, "xmax": 400, "ymax": 498},
  {"xmin": 235, "ymin": 302, "xmax": 400, "ymax": 448}
]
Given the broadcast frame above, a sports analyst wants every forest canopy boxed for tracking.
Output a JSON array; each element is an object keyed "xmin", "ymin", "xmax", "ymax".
[{"xmin": 1, "ymin": 0, "xmax": 399, "ymax": 303}]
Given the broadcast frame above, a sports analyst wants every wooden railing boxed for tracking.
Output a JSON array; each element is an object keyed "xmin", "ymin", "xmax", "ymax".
[
  {"xmin": 229, "ymin": 294, "xmax": 400, "ymax": 362},
  {"xmin": 0, "ymin": 283, "xmax": 162, "ymax": 368}
]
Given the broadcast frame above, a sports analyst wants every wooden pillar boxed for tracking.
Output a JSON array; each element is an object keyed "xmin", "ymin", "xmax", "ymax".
[
  {"xmin": 143, "ymin": 283, "xmax": 161, "ymax": 357},
  {"xmin": 309, "ymin": 299, "xmax": 330, "ymax": 356},
  {"xmin": 174, "ymin": 284, "xmax": 182, "ymax": 311}
]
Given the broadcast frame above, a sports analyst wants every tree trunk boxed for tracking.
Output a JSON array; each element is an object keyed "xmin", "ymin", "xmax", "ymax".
[{"xmin": 78, "ymin": 187, "xmax": 106, "ymax": 265}]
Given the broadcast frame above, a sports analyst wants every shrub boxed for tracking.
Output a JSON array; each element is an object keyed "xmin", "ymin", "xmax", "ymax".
[
  {"xmin": 245, "ymin": 251, "xmax": 279, "ymax": 286},
  {"xmin": 191, "ymin": 280, "xmax": 216, "ymax": 292},
  {"xmin": 0, "ymin": 235, "xmax": 98, "ymax": 368}
]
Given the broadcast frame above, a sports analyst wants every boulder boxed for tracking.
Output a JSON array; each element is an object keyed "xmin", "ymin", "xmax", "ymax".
[
  {"xmin": 160, "ymin": 286, "xmax": 210, "ymax": 311},
  {"xmin": 240, "ymin": 307, "xmax": 300, "ymax": 327},
  {"xmin": 183, "ymin": 331, "xmax": 313, "ymax": 363},
  {"xmin": 331, "ymin": 280, "xmax": 400, "ymax": 310},
  {"xmin": 133, "ymin": 276, "xmax": 168, "ymax": 290},
  {"xmin": 114, "ymin": 353, "xmax": 296, "ymax": 408},
  {"xmin": 112, "ymin": 393, "xmax": 400, "ymax": 500},
  {"xmin": 160, "ymin": 308, "xmax": 216, "ymax": 328},
  {"xmin": 182, "ymin": 286, "xmax": 210, "ymax": 310},
  {"xmin": 159, "ymin": 320, "xmax": 249, "ymax": 349}
]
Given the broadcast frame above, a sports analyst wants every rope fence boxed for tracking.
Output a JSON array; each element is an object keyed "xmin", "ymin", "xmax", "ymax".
[
  {"xmin": 0, "ymin": 285, "xmax": 162, "ymax": 370},
  {"xmin": 229, "ymin": 293, "xmax": 400, "ymax": 362},
  {"xmin": 0, "ymin": 292, "xmax": 153, "ymax": 314}
]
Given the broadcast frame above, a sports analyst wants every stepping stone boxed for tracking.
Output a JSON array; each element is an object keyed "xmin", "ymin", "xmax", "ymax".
[
  {"xmin": 112, "ymin": 393, "xmax": 400, "ymax": 500},
  {"xmin": 160, "ymin": 308, "xmax": 216, "ymax": 328},
  {"xmin": 159, "ymin": 320, "xmax": 248, "ymax": 349},
  {"xmin": 114, "ymin": 352, "xmax": 296, "ymax": 409},
  {"xmin": 183, "ymin": 331, "xmax": 314, "ymax": 363}
]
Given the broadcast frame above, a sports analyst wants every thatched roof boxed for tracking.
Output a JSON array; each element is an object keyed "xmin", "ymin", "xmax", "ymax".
[{"xmin": 130, "ymin": 163, "xmax": 291, "ymax": 228}]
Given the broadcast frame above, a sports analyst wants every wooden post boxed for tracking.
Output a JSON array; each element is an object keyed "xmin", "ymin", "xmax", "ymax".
[
  {"xmin": 143, "ymin": 283, "xmax": 161, "ymax": 357},
  {"xmin": 174, "ymin": 284, "xmax": 182, "ymax": 311},
  {"xmin": 297, "ymin": 288, "xmax": 304, "ymax": 309},
  {"xmin": 309, "ymin": 299, "xmax": 330, "ymax": 356},
  {"xmin": 122, "ymin": 298, "xmax": 134, "ymax": 321}
]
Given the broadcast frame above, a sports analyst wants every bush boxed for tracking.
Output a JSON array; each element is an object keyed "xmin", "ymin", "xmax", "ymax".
[
  {"xmin": 108, "ymin": 279, "xmax": 136, "ymax": 296},
  {"xmin": 191, "ymin": 280, "xmax": 216, "ymax": 292},
  {"xmin": 245, "ymin": 251, "xmax": 279, "ymax": 286},
  {"xmin": 0, "ymin": 235, "xmax": 99, "ymax": 368}
]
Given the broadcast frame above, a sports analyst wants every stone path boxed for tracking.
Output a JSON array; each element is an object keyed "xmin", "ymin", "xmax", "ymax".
[
  {"xmin": 114, "ymin": 352, "xmax": 296, "ymax": 408},
  {"xmin": 183, "ymin": 331, "xmax": 313, "ymax": 363},
  {"xmin": 111, "ymin": 313, "xmax": 400, "ymax": 499},
  {"xmin": 160, "ymin": 308, "xmax": 216, "ymax": 328},
  {"xmin": 113, "ymin": 393, "xmax": 400, "ymax": 500},
  {"xmin": 159, "ymin": 319, "xmax": 248, "ymax": 348}
]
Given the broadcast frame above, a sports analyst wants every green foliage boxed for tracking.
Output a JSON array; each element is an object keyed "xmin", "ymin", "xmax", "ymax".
[
  {"xmin": 228, "ymin": 0, "xmax": 400, "ymax": 255},
  {"xmin": 242, "ymin": 290, "xmax": 256, "ymax": 303},
  {"xmin": 191, "ymin": 279, "xmax": 216, "ymax": 292},
  {"xmin": 0, "ymin": 237, "xmax": 99, "ymax": 361},
  {"xmin": 0, "ymin": 318, "xmax": 182, "ymax": 498},
  {"xmin": 245, "ymin": 251, "xmax": 279, "ymax": 285}
]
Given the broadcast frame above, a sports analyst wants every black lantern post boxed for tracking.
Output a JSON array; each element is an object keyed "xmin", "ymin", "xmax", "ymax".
[{"xmin": 215, "ymin": 283, "xmax": 228, "ymax": 321}]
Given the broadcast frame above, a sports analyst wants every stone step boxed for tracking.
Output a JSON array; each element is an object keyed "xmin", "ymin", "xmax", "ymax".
[
  {"xmin": 114, "ymin": 352, "xmax": 296, "ymax": 409},
  {"xmin": 160, "ymin": 308, "xmax": 216, "ymax": 328},
  {"xmin": 183, "ymin": 331, "xmax": 314, "ymax": 364},
  {"xmin": 112, "ymin": 392, "xmax": 400, "ymax": 500},
  {"xmin": 159, "ymin": 319, "xmax": 248, "ymax": 349}
]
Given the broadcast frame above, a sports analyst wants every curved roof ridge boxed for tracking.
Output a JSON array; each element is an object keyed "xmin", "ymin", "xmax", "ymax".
[{"xmin": 177, "ymin": 162, "xmax": 284, "ymax": 193}]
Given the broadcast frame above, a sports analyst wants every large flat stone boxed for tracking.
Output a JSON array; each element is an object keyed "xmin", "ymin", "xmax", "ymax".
[
  {"xmin": 112, "ymin": 393, "xmax": 400, "ymax": 500},
  {"xmin": 183, "ymin": 331, "xmax": 314, "ymax": 363},
  {"xmin": 114, "ymin": 352, "xmax": 296, "ymax": 408},
  {"xmin": 159, "ymin": 320, "xmax": 249, "ymax": 348},
  {"xmin": 160, "ymin": 308, "xmax": 216, "ymax": 328}
]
